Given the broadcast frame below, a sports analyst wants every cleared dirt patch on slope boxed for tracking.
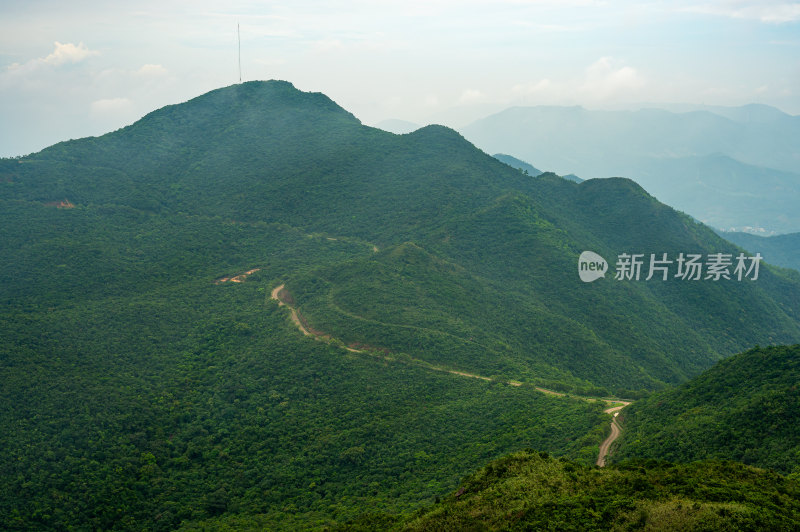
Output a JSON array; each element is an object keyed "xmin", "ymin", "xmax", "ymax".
[{"xmin": 216, "ymin": 268, "xmax": 261, "ymax": 284}]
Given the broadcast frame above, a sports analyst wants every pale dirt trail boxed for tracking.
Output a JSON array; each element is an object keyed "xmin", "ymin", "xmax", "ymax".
[
  {"xmin": 271, "ymin": 284, "xmax": 312, "ymax": 337},
  {"xmin": 269, "ymin": 284, "xmax": 284, "ymax": 301},
  {"xmin": 596, "ymin": 403, "xmax": 630, "ymax": 467},
  {"xmin": 217, "ymin": 268, "xmax": 261, "ymax": 284},
  {"xmin": 535, "ymin": 387, "xmax": 565, "ymax": 397},
  {"xmin": 604, "ymin": 404, "xmax": 629, "ymax": 415},
  {"xmin": 596, "ymin": 416, "xmax": 622, "ymax": 467}
]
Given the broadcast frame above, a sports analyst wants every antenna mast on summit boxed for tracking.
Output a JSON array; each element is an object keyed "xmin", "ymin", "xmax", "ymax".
[{"xmin": 237, "ymin": 23, "xmax": 242, "ymax": 82}]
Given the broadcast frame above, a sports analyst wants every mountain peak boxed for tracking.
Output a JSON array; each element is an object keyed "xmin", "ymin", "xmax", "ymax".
[
  {"xmin": 33, "ymin": 79, "xmax": 362, "ymax": 164},
  {"xmin": 408, "ymin": 123, "xmax": 463, "ymax": 138},
  {"xmin": 131, "ymin": 79, "xmax": 361, "ymax": 130},
  {"xmin": 404, "ymin": 124, "xmax": 478, "ymax": 153}
]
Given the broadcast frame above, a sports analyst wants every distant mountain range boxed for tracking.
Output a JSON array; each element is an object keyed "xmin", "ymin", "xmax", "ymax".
[
  {"xmin": 492, "ymin": 153, "xmax": 584, "ymax": 183},
  {"xmin": 460, "ymin": 104, "xmax": 800, "ymax": 234},
  {"xmin": 491, "ymin": 153, "xmax": 542, "ymax": 176},
  {"xmin": 719, "ymin": 230, "xmax": 800, "ymax": 273}
]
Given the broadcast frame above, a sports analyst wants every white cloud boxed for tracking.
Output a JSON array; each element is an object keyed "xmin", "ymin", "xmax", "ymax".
[
  {"xmin": 5, "ymin": 41, "xmax": 98, "ymax": 77},
  {"xmin": 581, "ymin": 57, "xmax": 645, "ymax": 100},
  {"xmin": 134, "ymin": 64, "xmax": 167, "ymax": 77},
  {"xmin": 44, "ymin": 42, "xmax": 99, "ymax": 65}
]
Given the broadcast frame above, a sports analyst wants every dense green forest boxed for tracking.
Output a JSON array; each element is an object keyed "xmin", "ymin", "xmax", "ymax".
[
  {"xmin": 2, "ymin": 80, "xmax": 800, "ymax": 529},
  {"xmin": 360, "ymin": 451, "xmax": 800, "ymax": 531},
  {"xmin": 614, "ymin": 344, "xmax": 800, "ymax": 475},
  {"xmin": 0, "ymin": 203, "xmax": 609, "ymax": 530}
]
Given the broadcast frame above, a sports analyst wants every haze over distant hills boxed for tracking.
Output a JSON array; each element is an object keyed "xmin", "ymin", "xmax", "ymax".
[
  {"xmin": 374, "ymin": 118, "xmax": 421, "ymax": 135},
  {"xmin": 490, "ymin": 153, "xmax": 542, "ymax": 177},
  {"xmin": 460, "ymin": 104, "xmax": 800, "ymax": 235},
  {"xmin": 720, "ymin": 230, "xmax": 800, "ymax": 273}
]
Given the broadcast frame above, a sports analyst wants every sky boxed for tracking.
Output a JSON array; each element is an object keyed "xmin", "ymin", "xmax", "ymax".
[{"xmin": 1, "ymin": 0, "xmax": 799, "ymax": 157}]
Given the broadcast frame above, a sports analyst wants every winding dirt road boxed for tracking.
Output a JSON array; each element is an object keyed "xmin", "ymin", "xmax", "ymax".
[
  {"xmin": 596, "ymin": 403, "xmax": 629, "ymax": 467},
  {"xmin": 271, "ymin": 284, "xmax": 314, "ymax": 337}
]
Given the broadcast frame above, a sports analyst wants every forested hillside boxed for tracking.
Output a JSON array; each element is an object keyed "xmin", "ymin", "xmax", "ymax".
[
  {"xmin": 614, "ymin": 344, "xmax": 800, "ymax": 475},
  {"xmin": 0, "ymin": 192, "xmax": 608, "ymax": 530},
  {"xmin": 373, "ymin": 451, "xmax": 800, "ymax": 531},
  {"xmin": 2, "ymin": 80, "xmax": 800, "ymax": 529}
]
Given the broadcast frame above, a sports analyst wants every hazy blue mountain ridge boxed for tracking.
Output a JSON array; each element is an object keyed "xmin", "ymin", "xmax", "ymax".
[
  {"xmin": 719, "ymin": 230, "xmax": 800, "ymax": 273},
  {"xmin": 461, "ymin": 104, "xmax": 800, "ymax": 233}
]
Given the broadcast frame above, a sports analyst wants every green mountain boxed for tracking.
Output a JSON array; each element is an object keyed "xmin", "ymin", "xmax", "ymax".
[
  {"xmin": 362, "ymin": 451, "xmax": 800, "ymax": 531},
  {"xmin": 2, "ymin": 80, "xmax": 800, "ymax": 529},
  {"xmin": 283, "ymin": 171, "xmax": 800, "ymax": 395},
  {"xmin": 7, "ymin": 81, "xmax": 800, "ymax": 396},
  {"xmin": 614, "ymin": 344, "xmax": 800, "ymax": 475}
]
